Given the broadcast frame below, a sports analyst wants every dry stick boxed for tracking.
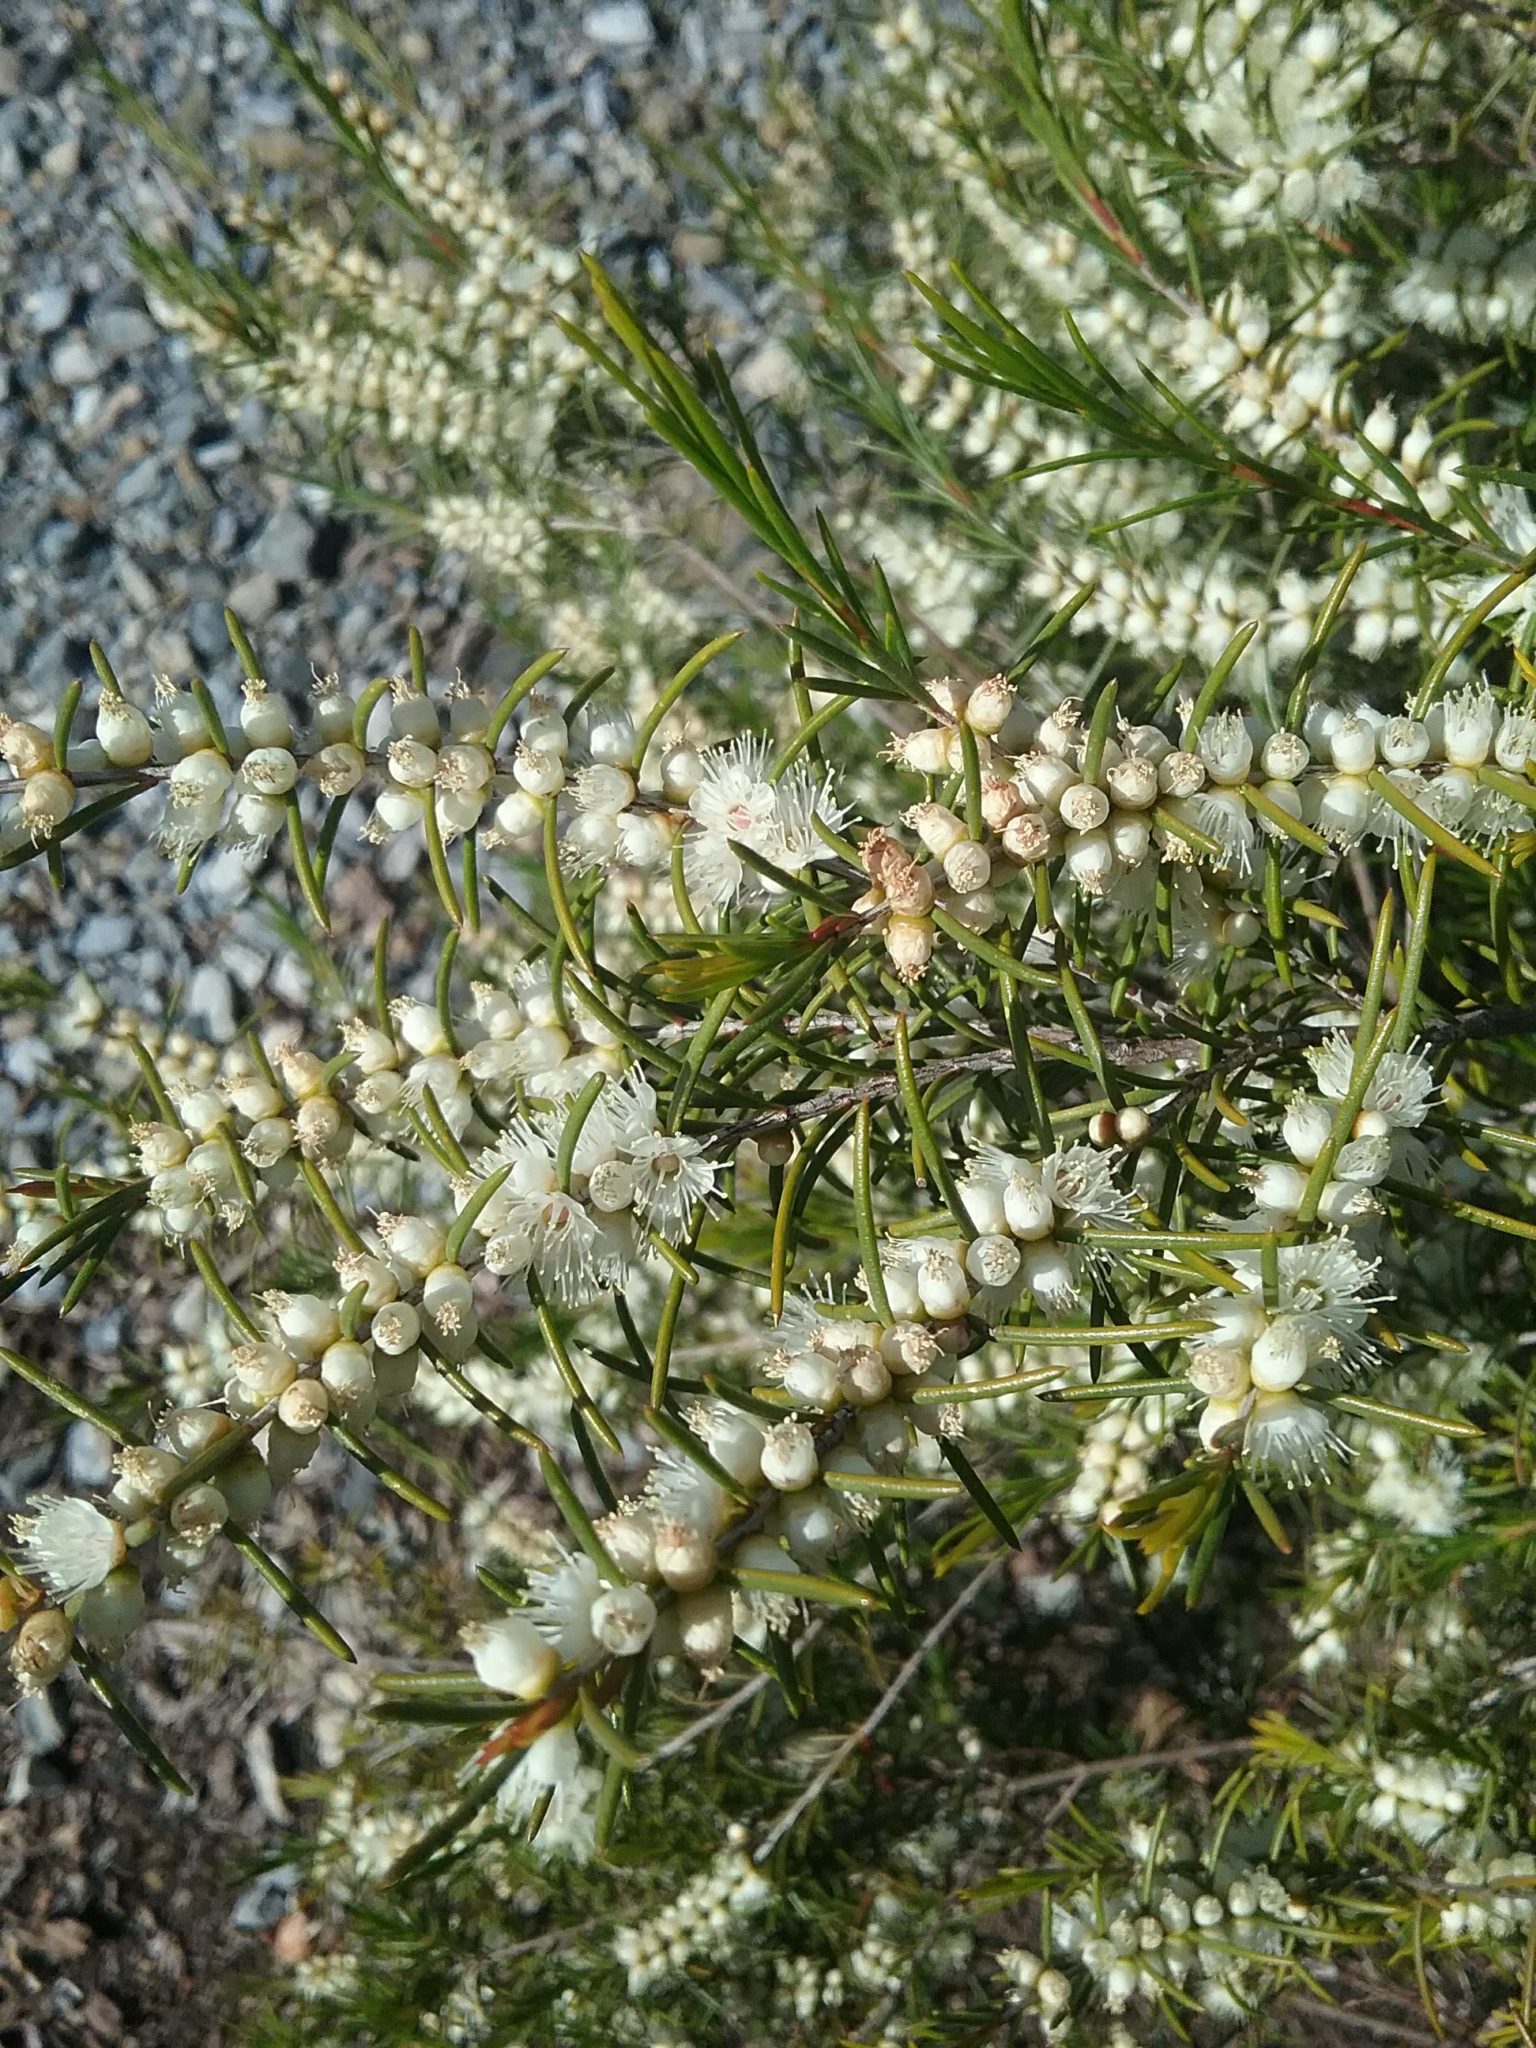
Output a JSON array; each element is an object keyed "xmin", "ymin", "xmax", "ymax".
[
  {"xmin": 1280, "ymin": 1993, "xmax": 1464, "ymax": 2048},
  {"xmin": 710, "ymin": 999, "xmax": 1536, "ymax": 1151},
  {"xmin": 752, "ymin": 1553, "xmax": 1008, "ymax": 1865},
  {"xmin": 1002, "ymin": 1733, "xmax": 1254, "ymax": 1798}
]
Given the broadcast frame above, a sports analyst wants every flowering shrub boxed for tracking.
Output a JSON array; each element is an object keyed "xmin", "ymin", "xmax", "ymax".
[{"xmin": 6, "ymin": 1, "xmax": 1536, "ymax": 2040}]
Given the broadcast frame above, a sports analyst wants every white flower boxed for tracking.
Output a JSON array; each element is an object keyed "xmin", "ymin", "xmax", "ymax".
[
  {"xmin": 1243, "ymin": 1392, "xmax": 1347, "ymax": 1487},
  {"xmin": 524, "ymin": 1550, "xmax": 603, "ymax": 1661},
  {"xmin": 461, "ymin": 1614, "xmax": 561, "ymax": 1699},
  {"xmin": 1308, "ymin": 1033, "xmax": 1436, "ymax": 1130},
  {"xmin": 684, "ymin": 736, "xmax": 845, "ymax": 910},
  {"xmin": 624, "ymin": 1130, "xmax": 717, "ymax": 1236},
  {"xmin": 498, "ymin": 1721, "xmax": 600, "ymax": 1862},
  {"xmin": 12, "ymin": 1496, "xmax": 126, "ymax": 1600}
]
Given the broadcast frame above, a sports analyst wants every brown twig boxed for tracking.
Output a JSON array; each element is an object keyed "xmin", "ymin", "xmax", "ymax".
[{"xmin": 753, "ymin": 1553, "xmax": 1008, "ymax": 1863}]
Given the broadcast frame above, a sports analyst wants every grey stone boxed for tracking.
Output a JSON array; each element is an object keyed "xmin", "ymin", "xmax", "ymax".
[
  {"xmin": 92, "ymin": 306, "xmax": 158, "ymax": 356},
  {"xmin": 73, "ymin": 914, "xmax": 135, "ymax": 961},
  {"xmin": 586, "ymin": 2, "xmax": 654, "ymax": 48},
  {"xmin": 226, "ymin": 569, "xmax": 280, "ymax": 624},
  {"xmin": 252, "ymin": 504, "xmax": 315, "ymax": 581},
  {"xmin": 23, "ymin": 285, "xmax": 74, "ymax": 336},
  {"xmin": 184, "ymin": 962, "xmax": 236, "ymax": 1041},
  {"xmin": 64, "ymin": 1421, "xmax": 115, "ymax": 1489},
  {"xmin": 49, "ymin": 336, "xmax": 99, "ymax": 386},
  {"xmin": 114, "ymin": 454, "xmax": 164, "ymax": 507}
]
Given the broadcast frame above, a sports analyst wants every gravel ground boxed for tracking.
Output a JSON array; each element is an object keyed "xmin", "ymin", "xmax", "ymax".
[{"xmin": 1, "ymin": 3, "xmax": 838, "ymax": 2038}]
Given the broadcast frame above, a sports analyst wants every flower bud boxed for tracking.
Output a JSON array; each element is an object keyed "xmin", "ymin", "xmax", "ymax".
[
  {"xmin": 277, "ymin": 1378, "xmax": 331, "ymax": 1434},
  {"xmin": 963, "ymin": 674, "xmax": 1014, "ymax": 735},
  {"xmin": 841, "ymin": 1346, "xmax": 892, "ymax": 1406},
  {"xmin": 591, "ymin": 1584, "xmax": 658, "ymax": 1656},
  {"xmin": 370, "ymin": 1299, "xmax": 421, "ymax": 1356},
  {"xmin": 884, "ymin": 915, "xmax": 935, "ymax": 981},
  {"xmin": 111, "ymin": 1445, "xmax": 184, "ymax": 1514},
  {"xmin": 21, "ymin": 770, "xmax": 76, "ymax": 838},
  {"xmin": 760, "ymin": 1420, "xmax": 819, "ymax": 1492},
  {"xmin": 654, "ymin": 1520, "xmax": 718, "ymax": 1593},
  {"xmin": 965, "ymin": 1234, "xmax": 1022, "ymax": 1288},
  {"xmin": 903, "ymin": 799, "xmax": 967, "ymax": 860},
  {"xmin": 942, "ymin": 839, "xmax": 991, "ymax": 893},
  {"xmin": 1001, "ymin": 810, "xmax": 1052, "ymax": 864},
  {"xmin": 1187, "ymin": 1345, "xmax": 1251, "ymax": 1400},
  {"xmin": 660, "ymin": 744, "xmax": 704, "ymax": 800},
  {"xmin": 1059, "ymin": 782, "xmax": 1110, "ymax": 833},
  {"xmin": 463, "ymin": 1615, "xmax": 560, "ymax": 1699},
  {"xmin": 778, "ymin": 1351, "xmax": 844, "ymax": 1408},
  {"xmin": 169, "ymin": 1483, "xmax": 228, "ymax": 1540},
  {"xmin": 1249, "ymin": 1316, "xmax": 1311, "ymax": 1392},
  {"xmin": 9, "ymin": 1608, "xmax": 73, "ymax": 1694},
  {"xmin": 96, "ymin": 694, "xmax": 155, "ymax": 767},
  {"xmin": 320, "ymin": 1340, "xmax": 377, "ymax": 1415},
  {"xmin": 676, "ymin": 1583, "xmax": 735, "ymax": 1670},
  {"xmin": 1105, "ymin": 755, "xmax": 1159, "ymax": 810},
  {"xmin": 1282, "ymin": 1094, "xmax": 1333, "ymax": 1165},
  {"xmin": 1261, "ymin": 730, "xmax": 1309, "ymax": 781},
  {"xmin": 1157, "ymin": 749, "xmax": 1205, "ymax": 797},
  {"xmin": 76, "ymin": 1563, "xmax": 146, "ymax": 1651}
]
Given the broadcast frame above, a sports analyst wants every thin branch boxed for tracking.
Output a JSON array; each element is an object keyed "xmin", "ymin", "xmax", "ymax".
[
  {"xmin": 753, "ymin": 1553, "xmax": 1008, "ymax": 1863},
  {"xmin": 711, "ymin": 1000, "xmax": 1536, "ymax": 1149}
]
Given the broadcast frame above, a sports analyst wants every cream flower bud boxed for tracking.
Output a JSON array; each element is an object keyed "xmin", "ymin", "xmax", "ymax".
[
  {"xmin": 273, "ymin": 1292, "xmax": 340, "ymax": 1356},
  {"xmin": 513, "ymin": 745, "xmax": 565, "ymax": 797},
  {"xmin": 238, "ymin": 746, "xmax": 299, "ymax": 796},
  {"xmin": 1441, "ymin": 686, "xmax": 1497, "ymax": 767},
  {"xmin": 979, "ymin": 775, "xmax": 1023, "ymax": 831},
  {"xmin": 965, "ymin": 1233, "xmax": 1022, "ymax": 1288},
  {"xmin": 760, "ymin": 1420, "xmax": 819, "ymax": 1492},
  {"xmin": 319, "ymin": 1340, "xmax": 377, "ymax": 1414},
  {"xmin": 1198, "ymin": 712, "xmax": 1255, "ymax": 784},
  {"xmin": 169, "ymin": 748, "xmax": 233, "ymax": 807},
  {"xmin": 885, "ymin": 915, "xmax": 935, "ymax": 981},
  {"xmin": 110, "ymin": 1444, "xmax": 185, "ymax": 1514},
  {"xmin": 676, "ymin": 1583, "xmax": 735, "ymax": 1669},
  {"xmin": 654, "ymin": 1520, "xmax": 718, "ymax": 1594},
  {"xmin": 1157, "ymin": 749, "xmax": 1205, "ymax": 797},
  {"xmin": 9, "ymin": 1609, "xmax": 73, "ymax": 1695},
  {"xmin": 463, "ymin": 1615, "xmax": 560, "ymax": 1700},
  {"xmin": 1003, "ymin": 1173, "xmax": 1055, "ymax": 1241},
  {"xmin": 295, "ymin": 1096, "xmax": 347, "ymax": 1161},
  {"xmin": 135, "ymin": 1123, "xmax": 191, "ymax": 1174},
  {"xmin": 1249, "ymin": 1316, "xmax": 1311, "ymax": 1392},
  {"xmin": 1018, "ymin": 753, "xmax": 1076, "ymax": 810},
  {"xmin": 169, "ymin": 1483, "xmax": 227, "ymax": 1541},
  {"xmin": 1322, "ymin": 717, "xmax": 1377, "ymax": 778},
  {"xmin": 388, "ymin": 736, "xmax": 438, "ymax": 788},
  {"xmin": 1105, "ymin": 755, "xmax": 1158, "ymax": 810},
  {"xmin": 591, "ymin": 1584, "xmax": 658, "ymax": 1656},
  {"xmin": 21, "ymin": 770, "xmax": 76, "ymax": 838},
  {"xmin": 880, "ymin": 1322, "xmax": 941, "ymax": 1375},
  {"xmin": 1250, "ymin": 1160, "xmax": 1307, "ymax": 1214},
  {"xmin": 1261, "ymin": 730, "xmax": 1309, "ymax": 781},
  {"xmin": 494, "ymin": 788, "xmax": 542, "ymax": 838},
  {"xmin": 1065, "ymin": 829, "xmax": 1115, "ymax": 894},
  {"xmin": 916, "ymin": 1248, "xmax": 971, "ymax": 1319},
  {"xmin": 277, "ymin": 1377, "xmax": 331, "ymax": 1433},
  {"xmin": 659, "ymin": 743, "xmax": 703, "ymax": 800},
  {"xmin": 239, "ymin": 687, "xmax": 291, "ymax": 748},
  {"xmin": 1380, "ymin": 715, "xmax": 1430, "ymax": 767},
  {"xmin": 370, "ymin": 1299, "xmax": 421, "ymax": 1356},
  {"xmin": 1115, "ymin": 1106, "xmax": 1151, "ymax": 1147},
  {"xmin": 1001, "ymin": 810, "xmax": 1052, "ymax": 863},
  {"xmin": 1036, "ymin": 703, "xmax": 1081, "ymax": 758},
  {"xmin": 963, "ymin": 674, "xmax": 1014, "ymax": 735},
  {"xmin": 157, "ymin": 1408, "xmax": 230, "ymax": 1461},
  {"xmin": 841, "ymin": 1345, "xmax": 892, "ymax": 1406},
  {"xmin": 1186, "ymin": 1345, "xmax": 1251, "ymax": 1400},
  {"xmin": 308, "ymin": 742, "xmax": 366, "ymax": 796},
  {"xmin": 942, "ymin": 839, "xmax": 991, "ymax": 892},
  {"xmin": 379, "ymin": 1214, "xmax": 446, "ymax": 1274},
  {"xmin": 96, "ymin": 694, "xmax": 154, "ymax": 767},
  {"xmin": 779, "ymin": 1351, "xmax": 844, "ymax": 1408},
  {"xmin": 1058, "ymin": 782, "xmax": 1110, "ymax": 833},
  {"xmin": 905, "ymin": 801, "xmax": 968, "ymax": 858},
  {"xmin": 1, "ymin": 720, "xmax": 53, "ymax": 774},
  {"xmin": 892, "ymin": 725, "xmax": 955, "ymax": 775},
  {"xmin": 230, "ymin": 1342, "xmax": 299, "ymax": 1402},
  {"xmin": 1019, "ymin": 1239, "xmax": 1074, "ymax": 1308}
]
